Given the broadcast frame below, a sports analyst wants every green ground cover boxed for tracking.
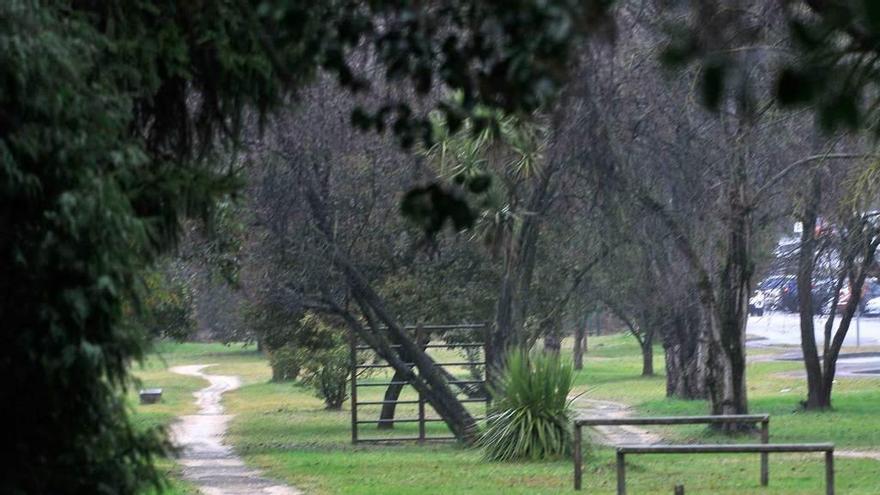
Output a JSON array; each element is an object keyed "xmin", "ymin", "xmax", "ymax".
[{"xmin": 133, "ymin": 336, "xmax": 880, "ymax": 494}]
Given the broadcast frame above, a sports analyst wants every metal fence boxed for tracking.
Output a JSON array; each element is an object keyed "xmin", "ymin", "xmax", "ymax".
[{"xmin": 350, "ymin": 323, "xmax": 489, "ymax": 443}]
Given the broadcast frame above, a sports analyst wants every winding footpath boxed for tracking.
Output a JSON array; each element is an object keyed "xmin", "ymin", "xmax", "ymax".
[
  {"xmin": 572, "ymin": 397, "xmax": 661, "ymax": 446},
  {"xmin": 169, "ymin": 364, "xmax": 299, "ymax": 495}
]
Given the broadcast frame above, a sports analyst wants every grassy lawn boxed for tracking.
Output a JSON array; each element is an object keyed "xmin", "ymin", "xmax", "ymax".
[{"xmin": 137, "ymin": 336, "xmax": 880, "ymax": 494}]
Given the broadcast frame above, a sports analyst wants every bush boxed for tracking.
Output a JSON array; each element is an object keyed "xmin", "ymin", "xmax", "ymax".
[
  {"xmin": 268, "ymin": 344, "xmax": 304, "ymax": 382},
  {"xmin": 479, "ymin": 349, "xmax": 575, "ymax": 461},
  {"xmin": 300, "ymin": 343, "xmax": 350, "ymax": 410}
]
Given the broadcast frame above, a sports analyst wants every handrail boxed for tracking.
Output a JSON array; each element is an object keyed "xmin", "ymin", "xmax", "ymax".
[
  {"xmin": 573, "ymin": 414, "xmax": 771, "ymax": 491},
  {"xmin": 613, "ymin": 443, "xmax": 834, "ymax": 495}
]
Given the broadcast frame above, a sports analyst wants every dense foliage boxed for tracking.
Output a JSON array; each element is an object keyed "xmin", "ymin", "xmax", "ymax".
[
  {"xmin": 130, "ymin": 264, "xmax": 196, "ymax": 342},
  {"xmin": 479, "ymin": 350, "xmax": 575, "ymax": 461},
  {"xmin": 0, "ymin": 2, "xmax": 302, "ymax": 492}
]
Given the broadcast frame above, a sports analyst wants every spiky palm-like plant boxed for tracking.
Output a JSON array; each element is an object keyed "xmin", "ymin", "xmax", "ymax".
[{"xmin": 479, "ymin": 349, "xmax": 575, "ymax": 461}]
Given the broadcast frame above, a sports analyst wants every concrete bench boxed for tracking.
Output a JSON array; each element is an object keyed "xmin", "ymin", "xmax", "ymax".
[
  {"xmin": 573, "ymin": 414, "xmax": 770, "ymax": 490},
  {"xmin": 615, "ymin": 443, "xmax": 835, "ymax": 495},
  {"xmin": 139, "ymin": 388, "xmax": 163, "ymax": 404}
]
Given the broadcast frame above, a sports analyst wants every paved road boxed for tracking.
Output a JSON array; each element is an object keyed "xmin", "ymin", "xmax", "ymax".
[
  {"xmin": 747, "ymin": 311, "xmax": 880, "ymax": 347},
  {"xmin": 747, "ymin": 312, "xmax": 880, "ymax": 375},
  {"xmin": 170, "ymin": 364, "xmax": 299, "ymax": 495}
]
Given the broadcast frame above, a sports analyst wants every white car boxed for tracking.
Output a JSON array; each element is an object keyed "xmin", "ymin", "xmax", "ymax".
[
  {"xmin": 863, "ymin": 296, "xmax": 880, "ymax": 316},
  {"xmin": 749, "ymin": 291, "xmax": 766, "ymax": 316}
]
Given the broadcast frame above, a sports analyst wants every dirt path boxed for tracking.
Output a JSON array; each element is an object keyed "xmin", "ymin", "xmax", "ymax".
[
  {"xmin": 170, "ymin": 364, "xmax": 299, "ymax": 495},
  {"xmin": 837, "ymin": 450, "xmax": 880, "ymax": 461},
  {"xmin": 571, "ymin": 397, "xmax": 661, "ymax": 445}
]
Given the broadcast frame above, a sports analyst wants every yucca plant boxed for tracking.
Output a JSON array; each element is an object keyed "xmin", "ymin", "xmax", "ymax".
[{"xmin": 479, "ymin": 349, "xmax": 576, "ymax": 461}]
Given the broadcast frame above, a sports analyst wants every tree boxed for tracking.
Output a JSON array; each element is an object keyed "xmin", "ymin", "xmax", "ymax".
[
  {"xmin": 567, "ymin": 0, "xmax": 837, "ymax": 421},
  {"xmin": 131, "ymin": 261, "xmax": 197, "ymax": 342},
  {"xmin": 794, "ymin": 162, "xmax": 880, "ymax": 410},
  {"xmin": 3, "ymin": 1, "xmax": 612, "ymax": 489}
]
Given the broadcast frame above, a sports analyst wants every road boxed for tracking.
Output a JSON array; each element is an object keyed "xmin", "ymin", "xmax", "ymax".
[
  {"xmin": 747, "ymin": 311, "xmax": 880, "ymax": 347},
  {"xmin": 747, "ymin": 312, "xmax": 880, "ymax": 375}
]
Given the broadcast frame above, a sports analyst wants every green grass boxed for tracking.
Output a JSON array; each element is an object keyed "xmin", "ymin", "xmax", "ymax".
[{"xmin": 140, "ymin": 336, "xmax": 880, "ymax": 494}]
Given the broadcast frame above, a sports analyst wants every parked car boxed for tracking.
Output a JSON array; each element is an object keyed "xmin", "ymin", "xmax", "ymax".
[
  {"xmin": 748, "ymin": 291, "xmax": 765, "ymax": 316},
  {"xmin": 756, "ymin": 274, "xmax": 835, "ymax": 314},
  {"xmin": 757, "ymin": 275, "xmax": 796, "ymax": 310},
  {"xmin": 826, "ymin": 278, "xmax": 880, "ymax": 314},
  {"xmin": 863, "ymin": 296, "xmax": 880, "ymax": 316}
]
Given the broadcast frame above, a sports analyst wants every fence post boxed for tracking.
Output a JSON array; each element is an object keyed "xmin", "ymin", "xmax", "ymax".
[
  {"xmin": 760, "ymin": 418, "xmax": 769, "ymax": 486},
  {"xmin": 616, "ymin": 451, "xmax": 626, "ymax": 495},
  {"xmin": 350, "ymin": 328, "xmax": 358, "ymax": 444},
  {"xmin": 825, "ymin": 450, "xmax": 834, "ymax": 495},
  {"xmin": 573, "ymin": 424, "xmax": 582, "ymax": 490},
  {"xmin": 674, "ymin": 485, "xmax": 684, "ymax": 495}
]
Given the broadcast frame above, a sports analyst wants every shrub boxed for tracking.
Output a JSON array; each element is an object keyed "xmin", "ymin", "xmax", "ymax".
[
  {"xmin": 479, "ymin": 349, "xmax": 575, "ymax": 461},
  {"xmin": 300, "ymin": 343, "xmax": 350, "ymax": 409},
  {"xmin": 268, "ymin": 344, "xmax": 304, "ymax": 382}
]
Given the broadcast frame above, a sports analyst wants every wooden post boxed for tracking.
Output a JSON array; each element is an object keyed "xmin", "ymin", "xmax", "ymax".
[
  {"xmin": 674, "ymin": 485, "xmax": 684, "ymax": 495},
  {"xmin": 350, "ymin": 328, "xmax": 358, "ymax": 444},
  {"xmin": 616, "ymin": 451, "xmax": 626, "ymax": 495},
  {"xmin": 825, "ymin": 450, "xmax": 834, "ymax": 495},
  {"xmin": 760, "ymin": 419, "xmax": 769, "ymax": 486},
  {"xmin": 573, "ymin": 425, "xmax": 583, "ymax": 490}
]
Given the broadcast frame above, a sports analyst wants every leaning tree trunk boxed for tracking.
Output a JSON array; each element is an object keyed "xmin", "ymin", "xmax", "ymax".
[{"xmin": 304, "ymin": 178, "xmax": 478, "ymax": 443}]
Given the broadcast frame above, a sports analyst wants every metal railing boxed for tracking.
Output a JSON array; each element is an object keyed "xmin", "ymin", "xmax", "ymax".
[
  {"xmin": 573, "ymin": 414, "xmax": 770, "ymax": 491},
  {"xmin": 614, "ymin": 443, "xmax": 834, "ymax": 495}
]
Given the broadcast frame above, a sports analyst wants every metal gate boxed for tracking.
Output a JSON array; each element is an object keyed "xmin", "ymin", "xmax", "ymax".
[{"xmin": 349, "ymin": 323, "xmax": 489, "ymax": 443}]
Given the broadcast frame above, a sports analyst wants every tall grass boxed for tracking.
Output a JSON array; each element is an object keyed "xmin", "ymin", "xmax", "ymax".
[{"xmin": 479, "ymin": 349, "xmax": 575, "ymax": 461}]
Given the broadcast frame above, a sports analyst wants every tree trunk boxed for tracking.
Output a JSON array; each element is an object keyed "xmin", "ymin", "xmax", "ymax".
[
  {"xmin": 662, "ymin": 305, "xmax": 707, "ymax": 399},
  {"xmin": 796, "ymin": 173, "xmax": 829, "ymax": 410},
  {"xmin": 378, "ymin": 329, "xmax": 430, "ymax": 429},
  {"xmin": 377, "ymin": 369, "xmax": 407, "ymax": 429},
  {"xmin": 543, "ymin": 332, "xmax": 562, "ymax": 355},
  {"xmin": 640, "ymin": 333, "xmax": 654, "ymax": 376},
  {"xmin": 573, "ymin": 313, "xmax": 588, "ymax": 370},
  {"xmin": 703, "ymin": 196, "xmax": 752, "ymax": 429},
  {"xmin": 820, "ymin": 246, "xmax": 875, "ymax": 406}
]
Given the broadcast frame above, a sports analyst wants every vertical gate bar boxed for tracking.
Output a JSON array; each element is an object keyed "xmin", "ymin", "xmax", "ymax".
[
  {"xmin": 350, "ymin": 327, "xmax": 358, "ymax": 444},
  {"xmin": 483, "ymin": 323, "xmax": 491, "ymax": 408},
  {"xmin": 760, "ymin": 419, "xmax": 769, "ymax": 486},
  {"xmin": 825, "ymin": 450, "xmax": 834, "ymax": 495},
  {"xmin": 573, "ymin": 424, "xmax": 583, "ymax": 490},
  {"xmin": 616, "ymin": 451, "xmax": 626, "ymax": 495},
  {"xmin": 418, "ymin": 390, "xmax": 426, "ymax": 442},
  {"xmin": 417, "ymin": 324, "xmax": 426, "ymax": 443}
]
